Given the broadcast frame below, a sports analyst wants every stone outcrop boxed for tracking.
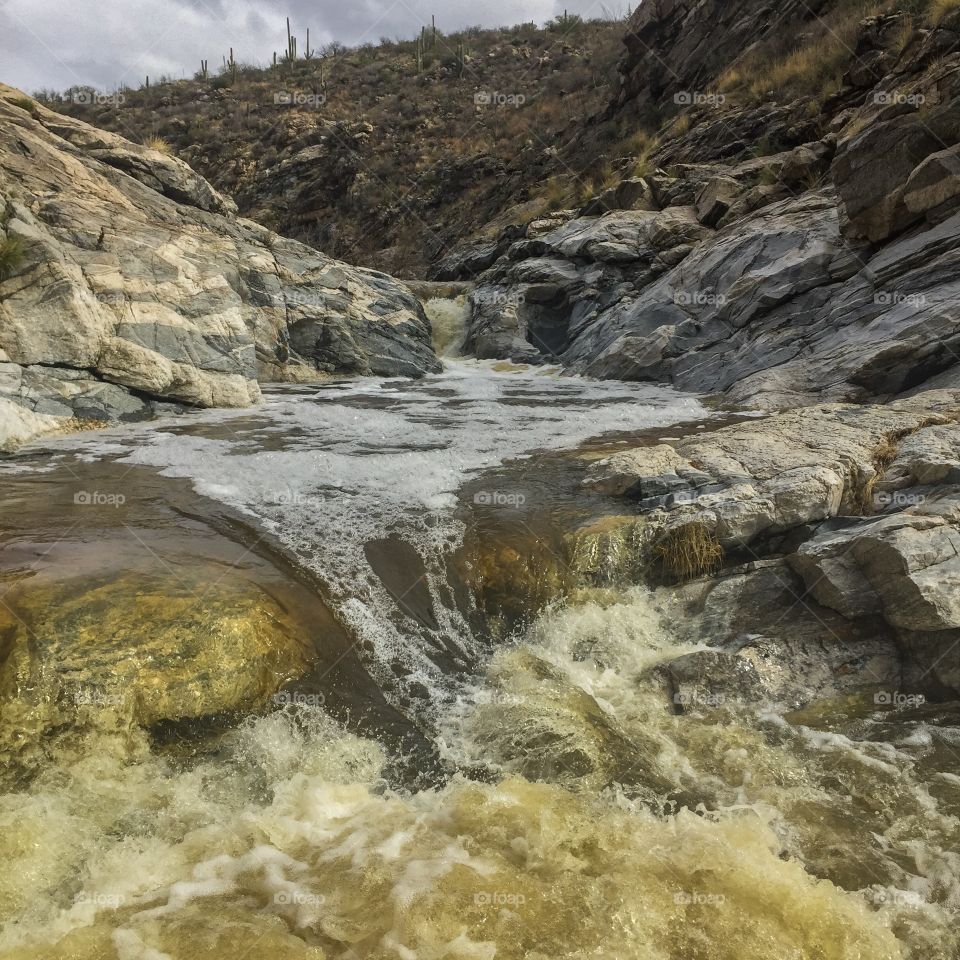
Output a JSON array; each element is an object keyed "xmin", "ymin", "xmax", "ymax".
[
  {"xmin": 0, "ymin": 85, "xmax": 439, "ymax": 451},
  {"xmin": 446, "ymin": 8, "xmax": 960, "ymax": 411},
  {"xmin": 462, "ymin": 178, "xmax": 960, "ymax": 408},
  {"xmin": 581, "ymin": 391, "xmax": 960, "ymax": 697}
]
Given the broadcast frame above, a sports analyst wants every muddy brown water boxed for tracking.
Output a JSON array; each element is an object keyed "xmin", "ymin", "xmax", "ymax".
[{"xmin": 0, "ymin": 366, "xmax": 957, "ymax": 960}]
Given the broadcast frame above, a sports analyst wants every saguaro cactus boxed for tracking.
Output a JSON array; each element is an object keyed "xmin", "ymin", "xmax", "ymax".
[{"xmin": 285, "ymin": 17, "xmax": 297, "ymax": 62}]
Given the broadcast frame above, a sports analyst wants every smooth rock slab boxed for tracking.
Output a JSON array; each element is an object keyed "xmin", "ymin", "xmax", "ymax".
[{"xmin": 0, "ymin": 572, "xmax": 314, "ymax": 752}]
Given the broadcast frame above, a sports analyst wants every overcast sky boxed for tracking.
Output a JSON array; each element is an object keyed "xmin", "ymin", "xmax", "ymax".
[{"xmin": 0, "ymin": 0, "xmax": 629, "ymax": 94}]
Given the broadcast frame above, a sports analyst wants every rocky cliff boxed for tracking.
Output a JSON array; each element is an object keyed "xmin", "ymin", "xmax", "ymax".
[
  {"xmin": 454, "ymin": 3, "xmax": 960, "ymax": 409},
  {"xmin": 0, "ymin": 84, "xmax": 439, "ymax": 451}
]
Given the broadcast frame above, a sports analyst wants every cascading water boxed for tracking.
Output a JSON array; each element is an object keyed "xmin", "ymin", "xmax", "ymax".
[
  {"xmin": 422, "ymin": 294, "xmax": 471, "ymax": 359},
  {"xmin": 0, "ymin": 363, "xmax": 957, "ymax": 960}
]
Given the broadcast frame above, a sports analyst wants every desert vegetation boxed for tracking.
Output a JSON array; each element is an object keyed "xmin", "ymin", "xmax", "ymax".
[{"xmin": 41, "ymin": 15, "xmax": 628, "ymax": 276}]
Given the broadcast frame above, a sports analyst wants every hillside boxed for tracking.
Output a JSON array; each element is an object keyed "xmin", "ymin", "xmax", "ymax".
[
  {"xmin": 43, "ymin": 16, "xmax": 629, "ymax": 278},
  {"xmin": 455, "ymin": 0, "xmax": 960, "ymax": 407}
]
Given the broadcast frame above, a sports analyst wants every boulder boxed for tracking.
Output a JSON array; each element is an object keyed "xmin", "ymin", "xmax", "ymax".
[
  {"xmin": 695, "ymin": 176, "xmax": 741, "ymax": 227},
  {"xmin": 581, "ymin": 444, "xmax": 694, "ymax": 497},
  {"xmin": 0, "ymin": 85, "xmax": 439, "ymax": 451},
  {"xmin": 581, "ymin": 177, "xmax": 656, "ymax": 216},
  {"xmin": 660, "ymin": 649, "xmax": 766, "ymax": 711},
  {"xmin": 790, "ymin": 509, "xmax": 960, "ymax": 632},
  {"xmin": 660, "ymin": 559, "xmax": 901, "ymax": 706},
  {"xmin": 879, "ymin": 423, "xmax": 960, "ymax": 488},
  {"xmin": 523, "ymin": 207, "xmax": 710, "ymax": 265}
]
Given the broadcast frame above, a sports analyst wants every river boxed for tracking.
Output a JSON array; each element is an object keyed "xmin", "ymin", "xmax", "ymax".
[{"xmin": 0, "ymin": 360, "xmax": 957, "ymax": 959}]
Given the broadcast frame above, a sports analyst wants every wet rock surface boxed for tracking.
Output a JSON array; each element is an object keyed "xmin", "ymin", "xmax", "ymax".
[
  {"xmin": 0, "ymin": 571, "xmax": 315, "ymax": 784},
  {"xmin": 579, "ymin": 391, "xmax": 960, "ymax": 699}
]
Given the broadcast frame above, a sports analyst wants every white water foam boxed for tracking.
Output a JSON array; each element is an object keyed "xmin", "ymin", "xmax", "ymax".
[{"xmin": 10, "ymin": 363, "xmax": 706, "ymax": 706}]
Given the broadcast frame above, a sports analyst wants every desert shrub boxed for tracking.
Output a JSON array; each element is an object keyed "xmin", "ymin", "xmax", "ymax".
[
  {"xmin": 10, "ymin": 96, "xmax": 37, "ymax": 113},
  {"xmin": 0, "ymin": 235, "xmax": 27, "ymax": 281}
]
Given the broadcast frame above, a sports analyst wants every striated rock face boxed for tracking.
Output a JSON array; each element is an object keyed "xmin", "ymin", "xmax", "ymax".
[
  {"xmin": 0, "ymin": 85, "xmax": 439, "ymax": 451},
  {"xmin": 610, "ymin": 0, "xmax": 829, "ymax": 116},
  {"xmin": 463, "ymin": 180, "xmax": 960, "ymax": 408},
  {"xmin": 450, "ymin": 8, "xmax": 960, "ymax": 410}
]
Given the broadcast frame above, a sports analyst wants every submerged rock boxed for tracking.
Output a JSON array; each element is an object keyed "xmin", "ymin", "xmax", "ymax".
[{"xmin": 0, "ymin": 571, "xmax": 314, "ymax": 780}]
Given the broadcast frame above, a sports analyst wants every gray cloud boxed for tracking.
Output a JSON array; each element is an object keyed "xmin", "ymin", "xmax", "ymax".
[{"xmin": 0, "ymin": 0, "xmax": 630, "ymax": 94}]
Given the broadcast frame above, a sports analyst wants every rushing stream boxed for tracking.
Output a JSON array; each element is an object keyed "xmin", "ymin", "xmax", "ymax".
[{"xmin": 0, "ymin": 361, "xmax": 958, "ymax": 959}]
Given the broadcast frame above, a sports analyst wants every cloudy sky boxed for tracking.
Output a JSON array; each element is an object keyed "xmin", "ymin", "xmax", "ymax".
[{"xmin": 0, "ymin": 0, "xmax": 629, "ymax": 94}]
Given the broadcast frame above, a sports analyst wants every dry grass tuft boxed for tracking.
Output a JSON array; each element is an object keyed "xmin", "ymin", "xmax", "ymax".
[
  {"xmin": 656, "ymin": 521, "xmax": 724, "ymax": 582},
  {"xmin": 927, "ymin": 0, "xmax": 960, "ymax": 22},
  {"xmin": 143, "ymin": 136, "xmax": 174, "ymax": 155},
  {"xmin": 10, "ymin": 96, "xmax": 37, "ymax": 114},
  {"xmin": 719, "ymin": 0, "xmax": 874, "ymax": 103},
  {"xmin": 533, "ymin": 175, "xmax": 572, "ymax": 211}
]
